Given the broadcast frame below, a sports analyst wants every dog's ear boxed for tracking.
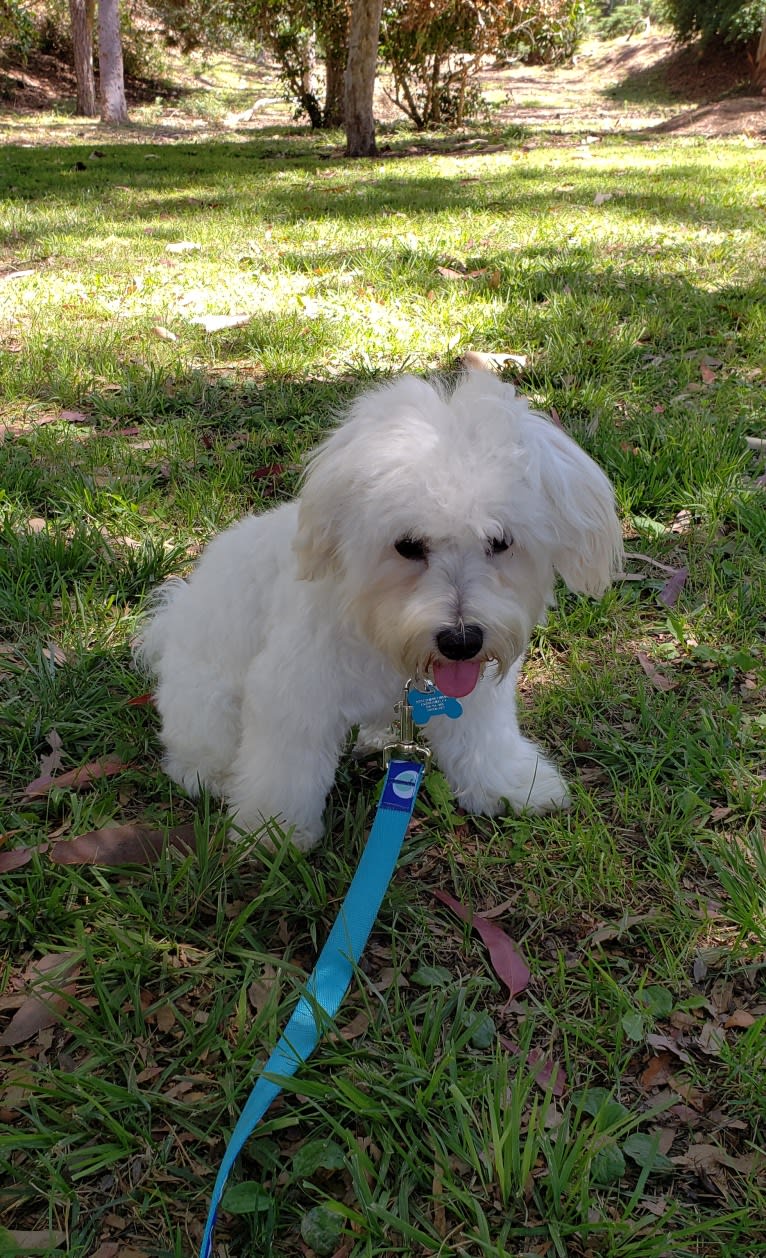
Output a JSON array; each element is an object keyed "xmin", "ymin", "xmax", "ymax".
[
  {"xmin": 522, "ymin": 411, "xmax": 623, "ymax": 596},
  {"xmin": 293, "ymin": 430, "xmax": 350, "ymax": 580}
]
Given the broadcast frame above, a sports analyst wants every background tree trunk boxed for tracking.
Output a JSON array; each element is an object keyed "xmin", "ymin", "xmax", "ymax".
[
  {"xmin": 754, "ymin": 13, "xmax": 766, "ymax": 87},
  {"xmin": 98, "ymin": 0, "xmax": 128, "ymax": 124},
  {"xmin": 344, "ymin": 0, "xmax": 383, "ymax": 156},
  {"xmin": 324, "ymin": 46, "xmax": 346, "ymax": 126},
  {"xmin": 69, "ymin": 0, "xmax": 97, "ymax": 116}
]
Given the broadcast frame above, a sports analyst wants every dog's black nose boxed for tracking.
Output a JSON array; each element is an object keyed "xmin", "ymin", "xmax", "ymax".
[{"xmin": 436, "ymin": 624, "xmax": 484, "ymax": 660}]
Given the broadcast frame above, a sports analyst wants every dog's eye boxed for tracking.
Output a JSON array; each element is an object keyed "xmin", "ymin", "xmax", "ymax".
[
  {"xmin": 395, "ymin": 537, "xmax": 428, "ymax": 561},
  {"xmin": 489, "ymin": 536, "xmax": 511, "ymax": 555}
]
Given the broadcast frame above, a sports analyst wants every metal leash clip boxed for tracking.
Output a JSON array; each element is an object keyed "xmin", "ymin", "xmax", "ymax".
[{"xmin": 383, "ymin": 679, "xmax": 432, "ymax": 770}]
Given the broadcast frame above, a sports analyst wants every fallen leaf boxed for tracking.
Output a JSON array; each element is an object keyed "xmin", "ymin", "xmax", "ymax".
[
  {"xmin": 645, "ymin": 1033, "xmax": 691, "ymax": 1063},
  {"xmin": 0, "ymin": 845, "xmax": 45, "ymax": 872},
  {"xmin": 38, "ymin": 729, "xmax": 64, "ymax": 779},
  {"xmin": 166, "ymin": 241, "xmax": 201, "ymax": 253},
  {"xmin": 60, "ymin": 409, "xmax": 89, "ymax": 423},
  {"xmin": 593, "ymin": 191, "xmax": 612, "ymax": 205},
  {"xmin": 528, "ymin": 1049, "xmax": 566, "ymax": 1097},
  {"xmin": 0, "ymin": 953, "xmax": 80, "ymax": 1047},
  {"xmin": 152, "ymin": 325, "xmax": 178, "ymax": 342},
  {"xmin": 42, "ymin": 643, "xmax": 67, "ymax": 666},
  {"xmin": 700, "ymin": 362, "xmax": 717, "ymax": 385},
  {"xmin": 433, "ymin": 889, "xmax": 530, "ymax": 997},
  {"xmin": 744, "ymin": 435, "xmax": 766, "ymax": 452},
  {"xmin": 637, "ymin": 652, "xmax": 677, "ymax": 692},
  {"xmin": 697, "ymin": 1022, "xmax": 726, "ymax": 1056},
  {"xmin": 640, "ymin": 1052, "xmax": 675, "ymax": 1090},
  {"xmin": 2, "ymin": 1232, "xmax": 67, "ymax": 1251},
  {"xmin": 657, "ymin": 566, "xmax": 688, "ymax": 608},
  {"xmin": 336, "ymin": 1010, "xmax": 370, "ymax": 1041},
  {"xmin": 127, "ymin": 692, "xmax": 154, "ymax": 706},
  {"xmin": 436, "ymin": 265, "xmax": 466, "ymax": 280},
  {"xmin": 724, "ymin": 1010, "xmax": 756, "ymax": 1029},
  {"xmin": 22, "ymin": 754, "xmax": 127, "ymax": 800},
  {"xmin": 51, "ymin": 822, "xmax": 195, "ymax": 865},
  {"xmin": 679, "ymin": 1143, "xmax": 759, "ymax": 1176}
]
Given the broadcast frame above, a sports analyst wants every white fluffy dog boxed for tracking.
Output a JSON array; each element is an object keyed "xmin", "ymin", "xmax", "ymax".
[{"xmin": 137, "ymin": 370, "xmax": 622, "ymax": 851}]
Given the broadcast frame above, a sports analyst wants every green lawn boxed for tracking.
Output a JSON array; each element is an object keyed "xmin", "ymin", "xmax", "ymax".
[{"xmin": 1, "ymin": 109, "xmax": 765, "ymax": 1258}]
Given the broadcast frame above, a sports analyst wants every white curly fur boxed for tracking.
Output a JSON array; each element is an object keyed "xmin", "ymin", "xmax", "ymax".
[{"xmin": 136, "ymin": 370, "xmax": 623, "ymax": 850}]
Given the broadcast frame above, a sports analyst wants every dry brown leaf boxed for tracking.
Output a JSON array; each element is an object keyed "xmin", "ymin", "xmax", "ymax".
[
  {"xmin": 636, "ymin": 652, "xmax": 677, "ymax": 692},
  {"xmin": 151, "ymin": 1004, "xmax": 177, "ymax": 1033},
  {"xmin": 152, "ymin": 325, "xmax": 178, "ymax": 342},
  {"xmin": 645, "ymin": 1033, "xmax": 691, "ymax": 1063},
  {"xmin": 338, "ymin": 1010, "xmax": 370, "ymax": 1041},
  {"xmin": 5, "ymin": 1232, "xmax": 67, "ymax": 1251},
  {"xmin": 680, "ymin": 1143, "xmax": 759, "ymax": 1176},
  {"xmin": 51, "ymin": 822, "xmax": 195, "ymax": 865},
  {"xmin": 640, "ymin": 1052, "xmax": 674, "ymax": 1090},
  {"xmin": 724, "ymin": 1009, "xmax": 756, "ymax": 1029},
  {"xmin": 0, "ymin": 953, "xmax": 81, "ymax": 1047},
  {"xmin": 42, "ymin": 642, "xmax": 67, "ymax": 666},
  {"xmin": 38, "ymin": 729, "xmax": 64, "ymax": 779},
  {"xmin": 22, "ymin": 754, "xmax": 127, "ymax": 800},
  {"xmin": 700, "ymin": 362, "xmax": 717, "ymax": 385},
  {"xmin": 436, "ymin": 265, "xmax": 467, "ymax": 280},
  {"xmin": 697, "ymin": 1022, "xmax": 726, "ymax": 1056}
]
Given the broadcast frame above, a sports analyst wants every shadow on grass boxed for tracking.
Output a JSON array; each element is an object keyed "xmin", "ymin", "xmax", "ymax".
[{"xmin": 0, "ymin": 133, "xmax": 760, "ymax": 243}]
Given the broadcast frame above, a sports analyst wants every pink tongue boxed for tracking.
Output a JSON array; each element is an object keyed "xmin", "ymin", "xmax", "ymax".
[{"xmin": 433, "ymin": 659, "xmax": 481, "ymax": 698}]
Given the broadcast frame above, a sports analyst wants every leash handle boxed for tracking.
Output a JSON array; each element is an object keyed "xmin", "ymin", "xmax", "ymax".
[{"xmin": 199, "ymin": 758, "xmax": 425, "ymax": 1258}]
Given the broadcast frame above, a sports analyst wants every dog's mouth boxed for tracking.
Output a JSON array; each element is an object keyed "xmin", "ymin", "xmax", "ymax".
[{"xmin": 431, "ymin": 658, "xmax": 483, "ymax": 698}]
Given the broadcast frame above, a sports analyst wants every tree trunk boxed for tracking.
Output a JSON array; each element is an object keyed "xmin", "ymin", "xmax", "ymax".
[
  {"xmin": 755, "ymin": 13, "xmax": 766, "ymax": 88},
  {"xmin": 344, "ymin": 0, "xmax": 383, "ymax": 157},
  {"xmin": 98, "ymin": 0, "xmax": 128, "ymax": 124},
  {"xmin": 69, "ymin": 0, "xmax": 97, "ymax": 116},
  {"xmin": 324, "ymin": 45, "xmax": 346, "ymax": 127}
]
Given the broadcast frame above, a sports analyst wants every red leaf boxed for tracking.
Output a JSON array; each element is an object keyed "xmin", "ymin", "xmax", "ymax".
[
  {"xmin": 433, "ymin": 888, "xmax": 530, "ymax": 997},
  {"xmin": 252, "ymin": 462, "xmax": 284, "ymax": 480},
  {"xmin": 22, "ymin": 754, "xmax": 127, "ymax": 800},
  {"xmin": 127, "ymin": 692, "xmax": 154, "ymax": 707},
  {"xmin": 0, "ymin": 845, "xmax": 45, "ymax": 872},
  {"xmin": 528, "ymin": 1048, "xmax": 566, "ymax": 1097},
  {"xmin": 657, "ymin": 566, "xmax": 688, "ymax": 608}
]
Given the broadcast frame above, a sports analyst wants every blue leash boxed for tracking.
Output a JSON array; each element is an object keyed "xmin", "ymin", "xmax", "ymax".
[{"xmin": 199, "ymin": 755, "xmax": 426, "ymax": 1258}]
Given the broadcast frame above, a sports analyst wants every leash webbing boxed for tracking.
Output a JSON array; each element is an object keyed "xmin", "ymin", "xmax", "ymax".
[{"xmin": 199, "ymin": 757, "xmax": 425, "ymax": 1258}]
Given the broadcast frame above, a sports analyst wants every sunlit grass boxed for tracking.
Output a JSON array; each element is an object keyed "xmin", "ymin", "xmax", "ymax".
[{"xmin": 1, "ymin": 105, "xmax": 765, "ymax": 1258}]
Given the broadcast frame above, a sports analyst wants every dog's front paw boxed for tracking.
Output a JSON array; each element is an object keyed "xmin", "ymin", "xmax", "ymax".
[{"xmin": 458, "ymin": 751, "xmax": 570, "ymax": 818}]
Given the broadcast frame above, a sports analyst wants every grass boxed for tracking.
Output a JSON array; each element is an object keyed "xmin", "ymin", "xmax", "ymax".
[{"xmin": 1, "ymin": 72, "xmax": 766, "ymax": 1258}]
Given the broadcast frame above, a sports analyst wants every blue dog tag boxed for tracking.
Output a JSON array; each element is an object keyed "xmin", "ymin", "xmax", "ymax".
[{"xmin": 407, "ymin": 683, "xmax": 463, "ymax": 726}]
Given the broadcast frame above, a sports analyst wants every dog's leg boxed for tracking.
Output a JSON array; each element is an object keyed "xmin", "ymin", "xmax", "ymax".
[
  {"xmin": 227, "ymin": 655, "xmax": 348, "ymax": 851},
  {"xmin": 424, "ymin": 665, "xmax": 570, "ymax": 817}
]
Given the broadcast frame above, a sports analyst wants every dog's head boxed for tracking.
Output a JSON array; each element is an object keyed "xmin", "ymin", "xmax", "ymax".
[{"xmin": 294, "ymin": 370, "xmax": 623, "ymax": 694}]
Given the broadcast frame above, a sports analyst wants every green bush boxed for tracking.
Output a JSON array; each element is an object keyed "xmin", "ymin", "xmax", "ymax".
[{"xmin": 663, "ymin": 0, "xmax": 765, "ymax": 46}]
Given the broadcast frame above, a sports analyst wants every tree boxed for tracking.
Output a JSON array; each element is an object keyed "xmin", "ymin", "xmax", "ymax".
[
  {"xmin": 98, "ymin": 0, "xmax": 128, "ymax": 123},
  {"xmin": 753, "ymin": 9, "xmax": 766, "ymax": 83},
  {"xmin": 663, "ymin": 0, "xmax": 766, "ymax": 61},
  {"xmin": 345, "ymin": 0, "xmax": 383, "ymax": 155},
  {"xmin": 69, "ymin": 0, "xmax": 97, "ymax": 116}
]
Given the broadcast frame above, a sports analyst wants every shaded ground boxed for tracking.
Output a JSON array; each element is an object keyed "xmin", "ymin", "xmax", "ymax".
[{"xmin": 0, "ymin": 29, "xmax": 764, "ymax": 141}]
